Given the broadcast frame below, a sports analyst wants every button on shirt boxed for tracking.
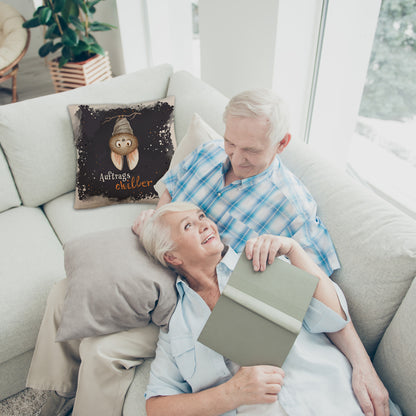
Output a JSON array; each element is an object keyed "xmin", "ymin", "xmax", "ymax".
[
  {"xmin": 162, "ymin": 140, "xmax": 340, "ymax": 276},
  {"xmin": 145, "ymin": 248, "xmax": 364, "ymax": 416}
]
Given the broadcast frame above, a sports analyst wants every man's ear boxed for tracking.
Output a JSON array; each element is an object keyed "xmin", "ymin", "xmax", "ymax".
[
  {"xmin": 164, "ymin": 252, "xmax": 183, "ymax": 266},
  {"xmin": 276, "ymin": 133, "xmax": 291, "ymax": 154}
]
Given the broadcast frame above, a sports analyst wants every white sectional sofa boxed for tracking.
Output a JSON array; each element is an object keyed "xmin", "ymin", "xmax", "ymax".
[{"xmin": 0, "ymin": 64, "xmax": 415, "ymax": 416}]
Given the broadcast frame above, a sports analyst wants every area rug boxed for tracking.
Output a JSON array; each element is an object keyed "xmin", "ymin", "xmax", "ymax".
[{"xmin": 0, "ymin": 388, "xmax": 48, "ymax": 416}]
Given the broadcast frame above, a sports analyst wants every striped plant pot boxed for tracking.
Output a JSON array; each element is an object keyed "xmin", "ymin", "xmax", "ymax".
[{"xmin": 47, "ymin": 52, "xmax": 112, "ymax": 93}]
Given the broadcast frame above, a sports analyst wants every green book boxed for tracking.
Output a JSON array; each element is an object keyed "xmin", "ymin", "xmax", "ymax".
[{"xmin": 198, "ymin": 255, "xmax": 319, "ymax": 367}]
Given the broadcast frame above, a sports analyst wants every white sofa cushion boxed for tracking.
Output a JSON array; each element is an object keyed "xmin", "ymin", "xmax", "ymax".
[
  {"xmin": 280, "ymin": 141, "xmax": 416, "ymax": 356},
  {"xmin": 167, "ymin": 70, "xmax": 228, "ymax": 143},
  {"xmin": 0, "ymin": 64, "xmax": 173, "ymax": 207},
  {"xmin": 43, "ymin": 191, "xmax": 153, "ymax": 244},
  {"xmin": 0, "ymin": 145, "xmax": 20, "ymax": 212},
  {"xmin": 0, "ymin": 206, "xmax": 65, "ymax": 364}
]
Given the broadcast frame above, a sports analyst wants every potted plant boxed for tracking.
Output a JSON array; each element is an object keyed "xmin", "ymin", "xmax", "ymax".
[{"xmin": 23, "ymin": 0, "xmax": 116, "ymax": 92}]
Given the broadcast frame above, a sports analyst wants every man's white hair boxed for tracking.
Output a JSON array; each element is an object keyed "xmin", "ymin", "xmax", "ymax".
[
  {"xmin": 223, "ymin": 89, "xmax": 290, "ymax": 145},
  {"xmin": 140, "ymin": 201, "xmax": 200, "ymax": 267}
]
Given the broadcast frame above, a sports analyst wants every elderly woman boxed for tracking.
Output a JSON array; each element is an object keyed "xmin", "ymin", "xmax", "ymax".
[{"xmin": 140, "ymin": 202, "xmax": 400, "ymax": 416}]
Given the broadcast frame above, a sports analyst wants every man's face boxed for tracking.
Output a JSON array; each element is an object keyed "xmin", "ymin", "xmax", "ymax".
[
  {"xmin": 163, "ymin": 209, "xmax": 224, "ymax": 267},
  {"xmin": 224, "ymin": 116, "xmax": 279, "ymax": 179}
]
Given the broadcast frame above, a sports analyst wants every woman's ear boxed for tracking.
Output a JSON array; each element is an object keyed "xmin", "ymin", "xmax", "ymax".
[{"xmin": 164, "ymin": 252, "xmax": 183, "ymax": 266}]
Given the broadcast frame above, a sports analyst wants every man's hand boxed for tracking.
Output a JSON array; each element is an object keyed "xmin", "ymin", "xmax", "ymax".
[
  {"xmin": 131, "ymin": 209, "xmax": 155, "ymax": 236},
  {"xmin": 352, "ymin": 364, "xmax": 390, "ymax": 416},
  {"xmin": 245, "ymin": 235, "xmax": 296, "ymax": 271},
  {"xmin": 225, "ymin": 365, "xmax": 284, "ymax": 408}
]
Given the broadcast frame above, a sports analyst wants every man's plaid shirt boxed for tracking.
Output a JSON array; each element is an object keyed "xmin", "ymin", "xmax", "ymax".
[{"xmin": 163, "ymin": 140, "xmax": 340, "ymax": 276}]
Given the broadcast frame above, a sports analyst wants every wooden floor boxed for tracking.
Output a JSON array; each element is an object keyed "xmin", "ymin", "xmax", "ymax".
[{"xmin": 0, "ymin": 56, "xmax": 55, "ymax": 106}]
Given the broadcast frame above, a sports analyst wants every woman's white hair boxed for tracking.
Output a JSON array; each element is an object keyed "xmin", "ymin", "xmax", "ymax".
[
  {"xmin": 223, "ymin": 89, "xmax": 290, "ymax": 145},
  {"xmin": 140, "ymin": 201, "xmax": 200, "ymax": 267}
]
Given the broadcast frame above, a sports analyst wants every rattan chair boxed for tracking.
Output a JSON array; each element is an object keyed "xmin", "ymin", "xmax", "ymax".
[{"xmin": 0, "ymin": 2, "xmax": 30, "ymax": 103}]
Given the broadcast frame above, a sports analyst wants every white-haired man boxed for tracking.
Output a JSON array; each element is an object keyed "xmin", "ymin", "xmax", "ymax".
[{"xmin": 135, "ymin": 89, "xmax": 337, "ymax": 275}]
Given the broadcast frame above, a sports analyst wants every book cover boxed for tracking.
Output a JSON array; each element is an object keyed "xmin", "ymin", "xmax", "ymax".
[{"xmin": 198, "ymin": 255, "xmax": 319, "ymax": 367}]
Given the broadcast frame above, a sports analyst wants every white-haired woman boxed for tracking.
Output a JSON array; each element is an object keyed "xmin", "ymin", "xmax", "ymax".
[{"xmin": 140, "ymin": 202, "xmax": 399, "ymax": 416}]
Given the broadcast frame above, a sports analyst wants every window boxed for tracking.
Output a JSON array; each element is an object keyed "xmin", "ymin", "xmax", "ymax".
[{"xmin": 348, "ymin": 0, "xmax": 416, "ymax": 218}]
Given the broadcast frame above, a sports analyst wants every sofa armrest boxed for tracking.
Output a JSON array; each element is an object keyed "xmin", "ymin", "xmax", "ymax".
[{"xmin": 373, "ymin": 277, "xmax": 416, "ymax": 416}]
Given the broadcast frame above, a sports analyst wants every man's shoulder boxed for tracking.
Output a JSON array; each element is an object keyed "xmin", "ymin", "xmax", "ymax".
[
  {"xmin": 191, "ymin": 139, "xmax": 225, "ymax": 163},
  {"xmin": 268, "ymin": 158, "xmax": 316, "ymax": 211},
  {"xmin": 197, "ymin": 139, "xmax": 224, "ymax": 153}
]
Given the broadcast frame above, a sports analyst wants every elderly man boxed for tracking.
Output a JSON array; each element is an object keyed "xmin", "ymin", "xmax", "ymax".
[{"xmin": 134, "ymin": 90, "xmax": 338, "ymax": 276}]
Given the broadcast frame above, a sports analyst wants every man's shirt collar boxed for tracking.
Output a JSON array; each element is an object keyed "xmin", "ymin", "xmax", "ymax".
[{"xmin": 221, "ymin": 156, "xmax": 279, "ymax": 187}]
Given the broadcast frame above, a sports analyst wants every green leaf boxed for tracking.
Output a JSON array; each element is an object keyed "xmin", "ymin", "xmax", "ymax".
[
  {"xmin": 74, "ymin": 0, "xmax": 88, "ymax": 14},
  {"xmin": 44, "ymin": 23, "xmax": 59, "ymax": 39},
  {"xmin": 62, "ymin": 28, "xmax": 79, "ymax": 46},
  {"xmin": 84, "ymin": 33, "xmax": 96, "ymax": 44},
  {"xmin": 59, "ymin": 55, "xmax": 69, "ymax": 68},
  {"xmin": 69, "ymin": 15, "xmax": 85, "ymax": 32},
  {"xmin": 87, "ymin": 0, "xmax": 102, "ymax": 15},
  {"xmin": 51, "ymin": 42, "xmax": 63, "ymax": 53},
  {"xmin": 38, "ymin": 41, "xmax": 53, "ymax": 57},
  {"xmin": 61, "ymin": 45, "xmax": 72, "ymax": 59},
  {"xmin": 22, "ymin": 17, "xmax": 41, "ymax": 28},
  {"xmin": 72, "ymin": 40, "xmax": 90, "ymax": 56},
  {"xmin": 89, "ymin": 22, "xmax": 116, "ymax": 31},
  {"xmin": 62, "ymin": 0, "xmax": 79, "ymax": 21},
  {"xmin": 53, "ymin": 0, "xmax": 65, "ymax": 13},
  {"xmin": 39, "ymin": 7, "xmax": 53, "ymax": 24},
  {"xmin": 87, "ymin": 0, "xmax": 102, "ymax": 8},
  {"xmin": 57, "ymin": 15, "xmax": 68, "ymax": 32},
  {"xmin": 89, "ymin": 43, "xmax": 105, "ymax": 56}
]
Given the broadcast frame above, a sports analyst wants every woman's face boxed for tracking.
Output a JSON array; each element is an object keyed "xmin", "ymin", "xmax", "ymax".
[{"xmin": 163, "ymin": 209, "xmax": 224, "ymax": 266}]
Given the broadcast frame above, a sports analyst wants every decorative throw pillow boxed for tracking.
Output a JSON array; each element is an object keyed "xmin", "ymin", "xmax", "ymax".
[
  {"xmin": 56, "ymin": 227, "xmax": 178, "ymax": 342},
  {"xmin": 154, "ymin": 113, "xmax": 223, "ymax": 196},
  {"xmin": 68, "ymin": 96, "xmax": 176, "ymax": 209}
]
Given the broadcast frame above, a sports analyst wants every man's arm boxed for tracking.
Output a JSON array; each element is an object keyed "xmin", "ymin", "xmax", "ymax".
[
  {"xmin": 157, "ymin": 188, "xmax": 173, "ymax": 207},
  {"xmin": 327, "ymin": 323, "xmax": 390, "ymax": 416},
  {"xmin": 245, "ymin": 235, "xmax": 390, "ymax": 416},
  {"xmin": 132, "ymin": 189, "xmax": 172, "ymax": 236}
]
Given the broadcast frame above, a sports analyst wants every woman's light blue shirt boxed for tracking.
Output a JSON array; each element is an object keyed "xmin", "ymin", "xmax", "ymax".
[{"xmin": 145, "ymin": 248, "xmax": 383, "ymax": 415}]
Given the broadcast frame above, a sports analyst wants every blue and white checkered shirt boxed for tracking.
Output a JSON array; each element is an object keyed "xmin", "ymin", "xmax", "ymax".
[{"xmin": 163, "ymin": 140, "xmax": 340, "ymax": 276}]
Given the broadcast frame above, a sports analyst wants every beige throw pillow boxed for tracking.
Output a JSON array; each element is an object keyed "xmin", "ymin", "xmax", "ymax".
[
  {"xmin": 56, "ymin": 227, "xmax": 178, "ymax": 341},
  {"xmin": 154, "ymin": 113, "xmax": 223, "ymax": 196}
]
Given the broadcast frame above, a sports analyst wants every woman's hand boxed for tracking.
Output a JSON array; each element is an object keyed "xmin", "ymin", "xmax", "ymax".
[
  {"xmin": 131, "ymin": 209, "xmax": 156, "ymax": 236},
  {"xmin": 225, "ymin": 365, "xmax": 284, "ymax": 407},
  {"xmin": 245, "ymin": 235, "xmax": 297, "ymax": 271}
]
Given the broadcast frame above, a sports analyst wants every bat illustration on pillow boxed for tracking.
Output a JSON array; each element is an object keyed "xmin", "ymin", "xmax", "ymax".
[{"xmin": 109, "ymin": 117, "xmax": 139, "ymax": 170}]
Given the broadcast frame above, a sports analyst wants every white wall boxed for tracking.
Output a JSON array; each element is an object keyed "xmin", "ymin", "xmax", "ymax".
[
  {"xmin": 198, "ymin": 0, "xmax": 323, "ymax": 144},
  {"xmin": 113, "ymin": 0, "xmax": 150, "ymax": 74},
  {"xmin": 93, "ymin": 0, "xmax": 125, "ymax": 75},
  {"xmin": 146, "ymin": 0, "xmax": 194, "ymax": 72},
  {"xmin": 273, "ymin": 0, "xmax": 322, "ymax": 143},
  {"xmin": 199, "ymin": 0, "xmax": 280, "ymax": 98}
]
